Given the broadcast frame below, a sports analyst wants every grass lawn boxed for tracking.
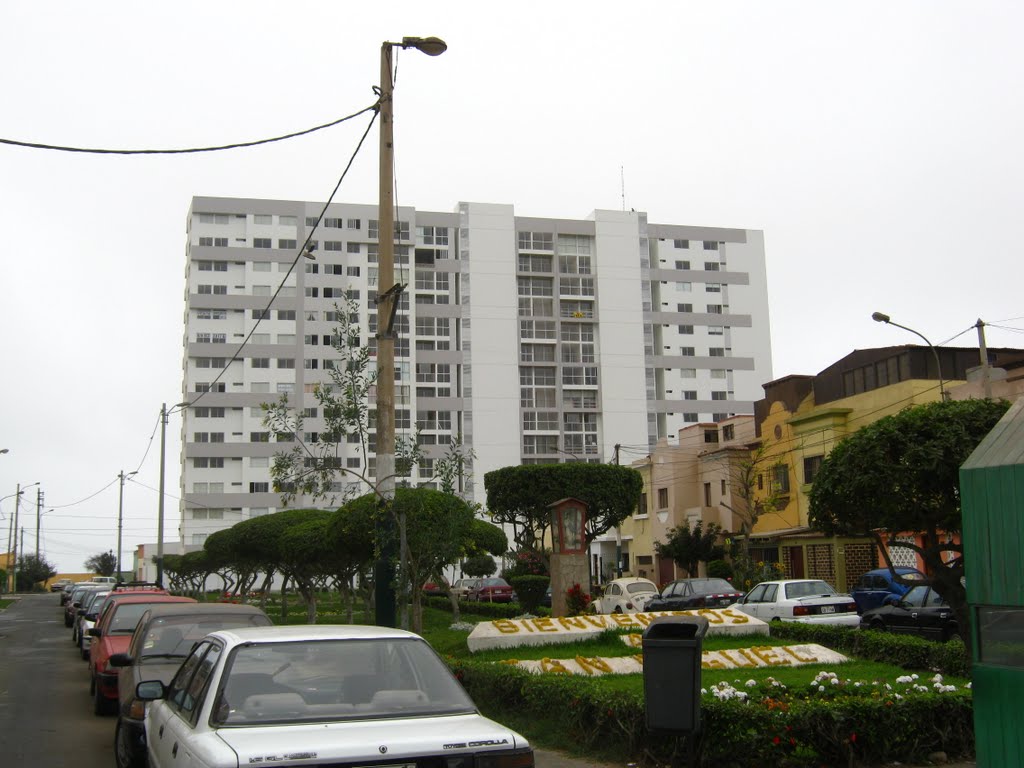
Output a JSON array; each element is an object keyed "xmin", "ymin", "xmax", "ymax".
[{"xmin": 0, "ymin": 598, "xmax": 14, "ymax": 610}]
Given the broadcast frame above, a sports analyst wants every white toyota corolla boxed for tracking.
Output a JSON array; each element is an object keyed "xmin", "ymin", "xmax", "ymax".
[{"xmin": 137, "ymin": 624, "xmax": 534, "ymax": 768}]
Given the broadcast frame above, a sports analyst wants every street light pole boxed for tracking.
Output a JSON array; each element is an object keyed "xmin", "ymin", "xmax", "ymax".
[
  {"xmin": 117, "ymin": 470, "xmax": 137, "ymax": 581},
  {"xmin": 157, "ymin": 402, "xmax": 189, "ymax": 586},
  {"xmin": 872, "ymin": 312, "xmax": 946, "ymax": 401},
  {"xmin": 374, "ymin": 35, "xmax": 446, "ymax": 628},
  {"xmin": 6, "ymin": 482, "xmax": 39, "ymax": 592},
  {"xmin": 34, "ymin": 488, "xmax": 43, "ymax": 558}
]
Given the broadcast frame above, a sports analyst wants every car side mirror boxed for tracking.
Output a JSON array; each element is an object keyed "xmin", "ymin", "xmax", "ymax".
[
  {"xmin": 136, "ymin": 681, "xmax": 167, "ymax": 701},
  {"xmin": 88, "ymin": 627, "xmax": 102, "ymax": 638},
  {"xmin": 109, "ymin": 653, "xmax": 133, "ymax": 668}
]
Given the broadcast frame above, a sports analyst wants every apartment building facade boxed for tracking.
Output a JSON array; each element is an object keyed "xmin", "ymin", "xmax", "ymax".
[{"xmin": 179, "ymin": 197, "xmax": 773, "ymax": 548}]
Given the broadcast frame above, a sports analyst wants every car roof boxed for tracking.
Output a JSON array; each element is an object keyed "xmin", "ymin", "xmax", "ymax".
[
  {"xmin": 611, "ymin": 577, "xmax": 657, "ymax": 586},
  {"xmin": 108, "ymin": 595, "xmax": 196, "ymax": 607},
  {"xmin": 138, "ymin": 603, "xmax": 268, "ymax": 620},
  {"xmin": 205, "ymin": 624, "xmax": 422, "ymax": 646}
]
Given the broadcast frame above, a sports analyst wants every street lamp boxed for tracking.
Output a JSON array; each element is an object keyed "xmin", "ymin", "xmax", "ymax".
[
  {"xmin": 5, "ymin": 481, "xmax": 40, "ymax": 593},
  {"xmin": 872, "ymin": 311, "xmax": 946, "ymax": 401},
  {"xmin": 374, "ymin": 35, "xmax": 446, "ymax": 628},
  {"xmin": 117, "ymin": 470, "xmax": 138, "ymax": 581},
  {"xmin": 157, "ymin": 401, "xmax": 190, "ymax": 586}
]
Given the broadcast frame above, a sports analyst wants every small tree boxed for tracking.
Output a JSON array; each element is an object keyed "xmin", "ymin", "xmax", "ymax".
[
  {"xmin": 84, "ymin": 551, "xmax": 117, "ymax": 577},
  {"xmin": 655, "ymin": 520, "xmax": 723, "ymax": 578},
  {"xmin": 715, "ymin": 441, "xmax": 786, "ymax": 560},
  {"xmin": 16, "ymin": 554, "xmax": 57, "ymax": 591},
  {"xmin": 462, "ymin": 554, "xmax": 497, "ymax": 578},
  {"xmin": 484, "ymin": 463, "xmax": 643, "ymax": 560}
]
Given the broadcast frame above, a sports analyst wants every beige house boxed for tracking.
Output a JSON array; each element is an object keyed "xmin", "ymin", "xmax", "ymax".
[{"xmin": 592, "ymin": 416, "xmax": 754, "ymax": 588}]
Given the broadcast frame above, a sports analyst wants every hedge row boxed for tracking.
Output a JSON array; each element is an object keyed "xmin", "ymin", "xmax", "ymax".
[
  {"xmin": 451, "ymin": 659, "xmax": 974, "ymax": 767},
  {"xmin": 425, "ymin": 595, "xmax": 550, "ymax": 619},
  {"xmin": 769, "ymin": 622, "xmax": 970, "ymax": 677}
]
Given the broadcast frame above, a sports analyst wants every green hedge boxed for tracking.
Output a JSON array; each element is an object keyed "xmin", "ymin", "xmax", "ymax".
[
  {"xmin": 450, "ymin": 659, "xmax": 973, "ymax": 767},
  {"xmin": 425, "ymin": 595, "xmax": 550, "ymax": 619},
  {"xmin": 769, "ymin": 622, "xmax": 970, "ymax": 677}
]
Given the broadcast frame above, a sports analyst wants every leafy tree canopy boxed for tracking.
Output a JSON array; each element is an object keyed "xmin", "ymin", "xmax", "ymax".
[
  {"xmin": 84, "ymin": 551, "xmax": 117, "ymax": 577},
  {"xmin": 484, "ymin": 464, "xmax": 643, "ymax": 552},
  {"xmin": 808, "ymin": 397, "xmax": 1011, "ymax": 650},
  {"xmin": 17, "ymin": 554, "xmax": 57, "ymax": 589},
  {"xmin": 655, "ymin": 520, "xmax": 723, "ymax": 577}
]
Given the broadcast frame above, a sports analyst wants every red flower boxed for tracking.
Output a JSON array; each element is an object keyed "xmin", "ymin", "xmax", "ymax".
[
  {"xmin": 789, "ymin": 738, "xmax": 796, "ymax": 746},
  {"xmin": 773, "ymin": 737, "xmax": 781, "ymax": 745},
  {"xmin": 850, "ymin": 733, "xmax": 857, "ymax": 743}
]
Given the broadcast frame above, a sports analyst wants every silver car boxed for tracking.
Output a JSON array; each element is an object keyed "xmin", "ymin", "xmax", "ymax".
[{"xmin": 137, "ymin": 625, "xmax": 534, "ymax": 768}]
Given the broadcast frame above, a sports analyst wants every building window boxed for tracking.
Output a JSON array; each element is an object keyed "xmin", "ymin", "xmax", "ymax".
[
  {"xmin": 711, "ymin": 391, "xmax": 728, "ymax": 400},
  {"xmin": 674, "ymin": 239, "xmax": 690, "ymax": 249},
  {"xmin": 772, "ymin": 464, "xmax": 790, "ymax": 493},
  {"xmin": 657, "ymin": 488, "xmax": 669, "ymax": 508},
  {"xmin": 706, "ymin": 283, "xmax": 722, "ymax": 293},
  {"xmin": 518, "ymin": 231, "xmax": 553, "ymax": 251},
  {"xmin": 277, "ymin": 310, "xmax": 296, "ymax": 321},
  {"xmin": 278, "ymin": 239, "xmax": 297, "ymax": 249},
  {"xmin": 803, "ymin": 455, "xmax": 823, "ymax": 484},
  {"xmin": 678, "ymin": 325, "xmax": 694, "ymax": 335},
  {"xmin": 709, "ymin": 347, "xmax": 725, "ymax": 357},
  {"xmin": 704, "ymin": 262, "xmax": 721, "ymax": 271},
  {"xmin": 680, "ymin": 347, "xmax": 695, "ymax": 357},
  {"xmin": 251, "ymin": 358, "xmax": 270, "ymax": 368},
  {"xmin": 704, "ymin": 482, "xmax": 712, "ymax": 506},
  {"xmin": 722, "ymin": 424, "xmax": 735, "ymax": 441},
  {"xmin": 703, "ymin": 241, "xmax": 719, "ymax": 250},
  {"xmin": 677, "ymin": 303, "xmax": 693, "ymax": 313},
  {"xmin": 253, "ymin": 238, "xmax": 272, "ymax": 249},
  {"xmin": 683, "ymin": 391, "xmax": 697, "ymax": 400},
  {"xmin": 249, "ymin": 482, "xmax": 269, "ymax": 493}
]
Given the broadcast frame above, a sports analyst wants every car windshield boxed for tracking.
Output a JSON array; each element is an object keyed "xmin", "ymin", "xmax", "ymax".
[
  {"xmin": 213, "ymin": 638, "xmax": 477, "ymax": 726},
  {"xmin": 785, "ymin": 581, "xmax": 837, "ymax": 599},
  {"xmin": 479, "ymin": 579, "xmax": 507, "ymax": 587},
  {"xmin": 627, "ymin": 581, "xmax": 658, "ymax": 594}
]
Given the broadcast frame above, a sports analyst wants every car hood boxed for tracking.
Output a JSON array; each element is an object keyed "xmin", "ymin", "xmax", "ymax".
[{"xmin": 216, "ymin": 712, "xmax": 528, "ymax": 764}]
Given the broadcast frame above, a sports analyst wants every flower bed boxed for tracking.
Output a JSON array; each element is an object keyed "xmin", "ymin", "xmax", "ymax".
[{"xmin": 452, "ymin": 658, "xmax": 974, "ymax": 767}]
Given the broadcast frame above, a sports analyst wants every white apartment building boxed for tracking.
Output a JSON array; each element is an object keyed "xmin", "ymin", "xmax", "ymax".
[{"xmin": 179, "ymin": 197, "xmax": 773, "ymax": 548}]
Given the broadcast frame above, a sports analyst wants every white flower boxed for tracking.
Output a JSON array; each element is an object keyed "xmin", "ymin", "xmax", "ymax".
[
  {"xmin": 818, "ymin": 685, "xmax": 825, "ymax": 692},
  {"xmin": 965, "ymin": 682, "xmax": 972, "ymax": 689},
  {"xmin": 931, "ymin": 674, "xmax": 944, "ymax": 683},
  {"xmin": 895, "ymin": 675, "xmax": 914, "ymax": 684},
  {"xmin": 830, "ymin": 678, "xmax": 840, "ymax": 685},
  {"xmin": 701, "ymin": 688, "xmax": 707, "ymax": 695},
  {"xmin": 745, "ymin": 680, "xmax": 757, "ymax": 688}
]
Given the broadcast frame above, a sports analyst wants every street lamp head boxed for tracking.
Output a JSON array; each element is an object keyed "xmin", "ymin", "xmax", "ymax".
[
  {"xmin": 401, "ymin": 36, "xmax": 447, "ymax": 56},
  {"xmin": 0, "ymin": 448, "xmax": 8, "ymax": 455},
  {"xmin": 871, "ymin": 311, "xmax": 891, "ymax": 324}
]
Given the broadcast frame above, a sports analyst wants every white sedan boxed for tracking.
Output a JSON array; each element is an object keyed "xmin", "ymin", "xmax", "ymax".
[
  {"xmin": 591, "ymin": 577, "xmax": 660, "ymax": 614},
  {"xmin": 137, "ymin": 625, "xmax": 533, "ymax": 768},
  {"xmin": 731, "ymin": 579, "xmax": 861, "ymax": 626}
]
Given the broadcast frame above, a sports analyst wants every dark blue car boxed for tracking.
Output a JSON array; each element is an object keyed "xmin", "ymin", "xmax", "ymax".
[{"xmin": 851, "ymin": 567, "xmax": 925, "ymax": 613}]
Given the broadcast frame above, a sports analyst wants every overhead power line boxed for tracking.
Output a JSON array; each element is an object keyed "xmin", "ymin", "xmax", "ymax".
[{"xmin": 0, "ymin": 104, "xmax": 379, "ymax": 155}]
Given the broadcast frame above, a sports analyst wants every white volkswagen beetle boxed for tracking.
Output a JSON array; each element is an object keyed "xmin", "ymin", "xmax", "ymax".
[
  {"xmin": 590, "ymin": 577, "xmax": 660, "ymax": 614},
  {"xmin": 137, "ymin": 624, "xmax": 533, "ymax": 768}
]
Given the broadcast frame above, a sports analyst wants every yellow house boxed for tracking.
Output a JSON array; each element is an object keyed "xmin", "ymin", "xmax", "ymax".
[{"xmin": 746, "ymin": 344, "xmax": 1013, "ymax": 590}]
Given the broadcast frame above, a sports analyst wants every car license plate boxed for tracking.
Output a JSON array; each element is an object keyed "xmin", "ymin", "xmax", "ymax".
[{"xmin": 820, "ymin": 606, "xmax": 836, "ymax": 614}]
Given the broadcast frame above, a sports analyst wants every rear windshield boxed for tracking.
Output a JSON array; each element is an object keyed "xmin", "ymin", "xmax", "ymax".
[
  {"xmin": 785, "ymin": 581, "xmax": 837, "ymax": 599},
  {"xmin": 135, "ymin": 614, "xmax": 272, "ymax": 660},
  {"xmin": 213, "ymin": 638, "xmax": 476, "ymax": 726},
  {"xmin": 627, "ymin": 581, "xmax": 658, "ymax": 594}
]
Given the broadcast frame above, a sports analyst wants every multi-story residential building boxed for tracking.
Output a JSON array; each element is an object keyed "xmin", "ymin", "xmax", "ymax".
[{"xmin": 179, "ymin": 197, "xmax": 773, "ymax": 549}]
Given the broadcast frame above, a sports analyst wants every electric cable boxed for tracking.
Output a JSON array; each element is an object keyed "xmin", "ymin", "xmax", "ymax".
[
  {"xmin": 0, "ymin": 104, "xmax": 378, "ymax": 155},
  {"xmin": 47, "ymin": 477, "xmax": 120, "ymax": 509}
]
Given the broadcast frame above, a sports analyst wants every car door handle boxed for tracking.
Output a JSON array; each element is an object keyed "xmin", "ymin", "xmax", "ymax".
[{"xmin": 911, "ymin": 612, "xmax": 918, "ymax": 619}]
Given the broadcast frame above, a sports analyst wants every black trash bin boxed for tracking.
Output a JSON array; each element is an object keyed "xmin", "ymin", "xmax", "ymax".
[{"xmin": 642, "ymin": 614, "xmax": 709, "ymax": 733}]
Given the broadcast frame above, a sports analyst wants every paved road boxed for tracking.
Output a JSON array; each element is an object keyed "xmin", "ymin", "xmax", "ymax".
[{"xmin": 0, "ymin": 593, "xmax": 114, "ymax": 767}]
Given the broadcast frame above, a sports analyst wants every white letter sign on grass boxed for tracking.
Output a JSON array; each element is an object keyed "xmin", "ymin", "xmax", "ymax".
[
  {"xmin": 467, "ymin": 609, "xmax": 768, "ymax": 653},
  {"xmin": 506, "ymin": 643, "xmax": 847, "ymax": 676}
]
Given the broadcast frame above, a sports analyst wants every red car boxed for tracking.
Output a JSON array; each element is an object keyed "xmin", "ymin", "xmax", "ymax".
[
  {"xmin": 469, "ymin": 577, "xmax": 515, "ymax": 603},
  {"xmin": 88, "ymin": 594, "xmax": 195, "ymax": 715}
]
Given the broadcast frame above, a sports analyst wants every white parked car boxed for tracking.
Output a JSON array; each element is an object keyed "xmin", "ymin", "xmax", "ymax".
[
  {"xmin": 591, "ymin": 577, "xmax": 660, "ymax": 614},
  {"xmin": 449, "ymin": 578, "xmax": 479, "ymax": 600},
  {"xmin": 137, "ymin": 624, "xmax": 534, "ymax": 768},
  {"xmin": 731, "ymin": 579, "xmax": 860, "ymax": 626}
]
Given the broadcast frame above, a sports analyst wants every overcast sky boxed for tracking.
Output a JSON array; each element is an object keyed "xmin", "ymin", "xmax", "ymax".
[{"xmin": 2, "ymin": 2, "xmax": 1021, "ymax": 574}]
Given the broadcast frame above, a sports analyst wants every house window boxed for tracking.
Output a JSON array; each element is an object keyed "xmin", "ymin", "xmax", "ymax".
[
  {"xmin": 803, "ymin": 455, "xmax": 823, "ymax": 484},
  {"xmin": 657, "ymin": 488, "xmax": 669, "ymax": 508},
  {"xmin": 772, "ymin": 464, "xmax": 791, "ymax": 493},
  {"xmin": 704, "ymin": 482, "xmax": 712, "ymax": 506},
  {"xmin": 253, "ymin": 238, "xmax": 272, "ymax": 249},
  {"xmin": 249, "ymin": 482, "xmax": 269, "ymax": 493},
  {"xmin": 678, "ymin": 325, "xmax": 694, "ymax": 335},
  {"xmin": 722, "ymin": 424, "xmax": 735, "ymax": 441},
  {"xmin": 703, "ymin": 241, "xmax": 719, "ymax": 250},
  {"xmin": 674, "ymin": 240, "xmax": 690, "ymax": 249},
  {"xmin": 680, "ymin": 346, "xmax": 695, "ymax": 357},
  {"xmin": 638, "ymin": 493, "xmax": 648, "ymax": 516},
  {"xmin": 278, "ymin": 239, "xmax": 297, "ymax": 249}
]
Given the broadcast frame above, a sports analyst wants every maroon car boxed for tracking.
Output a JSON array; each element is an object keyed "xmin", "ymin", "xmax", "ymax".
[{"xmin": 469, "ymin": 577, "xmax": 515, "ymax": 603}]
